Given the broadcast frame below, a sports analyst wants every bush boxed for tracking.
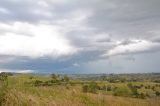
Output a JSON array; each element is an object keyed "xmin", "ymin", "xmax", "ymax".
[
  {"xmin": 107, "ymin": 85, "xmax": 112, "ymax": 91},
  {"xmin": 82, "ymin": 85, "xmax": 89, "ymax": 93},
  {"xmin": 155, "ymin": 91, "xmax": 160, "ymax": 96},
  {"xmin": 65, "ymin": 84, "xmax": 70, "ymax": 89},
  {"xmin": 63, "ymin": 75, "xmax": 70, "ymax": 82},
  {"xmin": 51, "ymin": 74, "xmax": 57, "ymax": 80},
  {"xmin": 120, "ymin": 78, "xmax": 126, "ymax": 82},
  {"xmin": 34, "ymin": 80, "xmax": 43, "ymax": 86},
  {"xmin": 140, "ymin": 84, "xmax": 144, "ymax": 87},
  {"xmin": 88, "ymin": 82, "xmax": 98, "ymax": 93},
  {"xmin": 0, "ymin": 73, "xmax": 8, "ymax": 81},
  {"xmin": 138, "ymin": 93, "xmax": 145, "ymax": 99},
  {"xmin": 131, "ymin": 87, "xmax": 138, "ymax": 97},
  {"xmin": 42, "ymin": 81, "xmax": 52, "ymax": 86},
  {"xmin": 108, "ymin": 78, "xmax": 117, "ymax": 83},
  {"xmin": 152, "ymin": 86, "xmax": 155, "ymax": 91},
  {"xmin": 82, "ymin": 82, "xmax": 99, "ymax": 93},
  {"xmin": 127, "ymin": 83, "xmax": 139, "ymax": 97},
  {"xmin": 29, "ymin": 76, "xmax": 34, "ymax": 79},
  {"xmin": 148, "ymin": 85, "xmax": 151, "ymax": 89},
  {"xmin": 133, "ymin": 85, "xmax": 141, "ymax": 89},
  {"xmin": 127, "ymin": 83, "xmax": 133, "ymax": 88},
  {"xmin": 0, "ymin": 80, "xmax": 8, "ymax": 105},
  {"xmin": 113, "ymin": 87, "xmax": 131, "ymax": 97},
  {"xmin": 102, "ymin": 85, "xmax": 106, "ymax": 90},
  {"xmin": 153, "ymin": 80, "xmax": 160, "ymax": 83}
]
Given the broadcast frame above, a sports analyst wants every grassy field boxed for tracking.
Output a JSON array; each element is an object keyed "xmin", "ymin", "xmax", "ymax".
[{"xmin": 0, "ymin": 73, "xmax": 160, "ymax": 106}]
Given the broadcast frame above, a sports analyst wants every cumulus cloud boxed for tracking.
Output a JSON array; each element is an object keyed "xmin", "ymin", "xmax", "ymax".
[
  {"xmin": 103, "ymin": 40, "xmax": 160, "ymax": 57},
  {"xmin": 0, "ymin": 22, "xmax": 77, "ymax": 58}
]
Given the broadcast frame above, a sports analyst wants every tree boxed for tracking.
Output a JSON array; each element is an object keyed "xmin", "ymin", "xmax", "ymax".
[
  {"xmin": 131, "ymin": 87, "xmax": 138, "ymax": 97},
  {"xmin": 82, "ymin": 85, "xmax": 89, "ymax": 93},
  {"xmin": 156, "ymin": 91, "xmax": 160, "ymax": 96},
  {"xmin": 113, "ymin": 87, "xmax": 131, "ymax": 97},
  {"xmin": 152, "ymin": 86, "xmax": 155, "ymax": 91},
  {"xmin": 51, "ymin": 74, "xmax": 57, "ymax": 80},
  {"xmin": 102, "ymin": 85, "xmax": 106, "ymax": 90},
  {"xmin": 127, "ymin": 83, "xmax": 138, "ymax": 97},
  {"xmin": 34, "ymin": 80, "xmax": 43, "ymax": 86},
  {"xmin": 120, "ymin": 78, "xmax": 126, "ymax": 82},
  {"xmin": 139, "ymin": 93, "xmax": 145, "ymax": 99},
  {"xmin": 64, "ymin": 75, "xmax": 70, "ymax": 82},
  {"xmin": 107, "ymin": 85, "xmax": 112, "ymax": 91},
  {"xmin": 127, "ymin": 83, "xmax": 133, "ymax": 88},
  {"xmin": 88, "ymin": 82, "xmax": 98, "ymax": 93},
  {"xmin": 0, "ymin": 73, "xmax": 8, "ymax": 81}
]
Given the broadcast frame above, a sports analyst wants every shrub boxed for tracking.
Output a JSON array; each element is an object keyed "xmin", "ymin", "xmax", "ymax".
[
  {"xmin": 108, "ymin": 78, "xmax": 117, "ymax": 83},
  {"xmin": 0, "ymin": 73, "xmax": 8, "ymax": 81},
  {"xmin": 127, "ymin": 83, "xmax": 132, "ymax": 88},
  {"xmin": 127, "ymin": 83, "xmax": 139, "ymax": 97},
  {"xmin": 152, "ymin": 86, "xmax": 155, "ymax": 91},
  {"xmin": 146, "ymin": 93, "xmax": 150, "ymax": 97},
  {"xmin": 102, "ymin": 85, "xmax": 106, "ymax": 90},
  {"xmin": 51, "ymin": 74, "xmax": 57, "ymax": 80},
  {"xmin": 148, "ymin": 85, "xmax": 151, "ymax": 89},
  {"xmin": 0, "ymin": 74, "xmax": 8, "ymax": 105},
  {"xmin": 65, "ymin": 84, "xmax": 70, "ymax": 89},
  {"xmin": 43, "ymin": 81, "xmax": 52, "ymax": 86},
  {"xmin": 131, "ymin": 87, "xmax": 138, "ymax": 97},
  {"xmin": 113, "ymin": 87, "xmax": 131, "ymax": 97},
  {"xmin": 82, "ymin": 85, "xmax": 89, "ymax": 93},
  {"xmin": 29, "ymin": 76, "xmax": 34, "ymax": 79},
  {"xmin": 133, "ymin": 85, "xmax": 141, "ymax": 89},
  {"xmin": 120, "ymin": 78, "xmax": 126, "ymax": 82},
  {"xmin": 63, "ymin": 75, "xmax": 70, "ymax": 82},
  {"xmin": 140, "ymin": 84, "xmax": 144, "ymax": 87},
  {"xmin": 107, "ymin": 85, "xmax": 112, "ymax": 91},
  {"xmin": 138, "ymin": 93, "xmax": 145, "ymax": 99},
  {"xmin": 88, "ymin": 82, "xmax": 98, "ymax": 93},
  {"xmin": 34, "ymin": 80, "xmax": 43, "ymax": 86},
  {"xmin": 0, "ymin": 83, "xmax": 7, "ymax": 105},
  {"xmin": 69, "ymin": 82, "xmax": 75, "ymax": 86},
  {"xmin": 155, "ymin": 91, "xmax": 160, "ymax": 96},
  {"xmin": 153, "ymin": 80, "xmax": 160, "ymax": 83}
]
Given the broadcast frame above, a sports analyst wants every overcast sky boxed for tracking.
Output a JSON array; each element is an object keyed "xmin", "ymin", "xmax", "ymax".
[{"xmin": 0, "ymin": 0, "xmax": 160, "ymax": 74}]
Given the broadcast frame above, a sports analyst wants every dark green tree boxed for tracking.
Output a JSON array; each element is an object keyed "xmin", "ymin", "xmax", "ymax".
[
  {"xmin": 82, "ymin": 85, "xmax": 89, "ymax": 93},
  {"xmin": 64, "ymin": 75, "xmax": 70, "ymax": 82}
]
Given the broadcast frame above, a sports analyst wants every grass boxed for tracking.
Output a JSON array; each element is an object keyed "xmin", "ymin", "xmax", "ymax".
[{"xmin": 0, "ymin": 74, "xmax": 160, "ymax": 106}]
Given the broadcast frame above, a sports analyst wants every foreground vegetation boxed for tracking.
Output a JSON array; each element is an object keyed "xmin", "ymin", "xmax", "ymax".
[{"xmin": 0, "ymin": 72, "xmax": 160, "ymax": 106}]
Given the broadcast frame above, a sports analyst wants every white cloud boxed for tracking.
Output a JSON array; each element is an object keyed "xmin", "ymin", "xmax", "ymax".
[
  {"xmin": 0, "ymin": 7, "xmax": 9, "ymax": 14},
  {"xmin": 73, "ymin": 63, "xmax": 80, "ymax": 67},
  {"xmin": 0, "ymin": 9, "xmax": 92, "ymax": 58},
  {"xmin": 32, "ymin": 9, "xmax": 53, "ymax": 17},
  {"xmin": 102, "ymin": 39, "xmax": 160, "ymax": 57},
  {"xmin": 0, "ymin": 69, "xmax": 34, "ymax": 73},
  {"xmin": 37, "ymin": 1, "xmax": 49, "ymax": 7},
  {"xmin": 55, "ymin": 9, "xmax": 93, "ymax": 32},
  {"xmin": 18, "ymin": 70, "xmax": 34, "ymax": 73},
  {"xmin": 0, "ymin": 22, "xmax": 77, "ymax": 58}
]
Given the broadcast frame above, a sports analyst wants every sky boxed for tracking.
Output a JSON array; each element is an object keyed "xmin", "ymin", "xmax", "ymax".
[{"xmin": 0, "ymin": 0, "xmax": 160, "ymax": 74}]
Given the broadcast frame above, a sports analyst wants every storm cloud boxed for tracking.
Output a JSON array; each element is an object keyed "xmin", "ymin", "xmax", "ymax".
[{"xmin": 0, "ymin": 0, "xmax": 160, "ymax": 73}]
